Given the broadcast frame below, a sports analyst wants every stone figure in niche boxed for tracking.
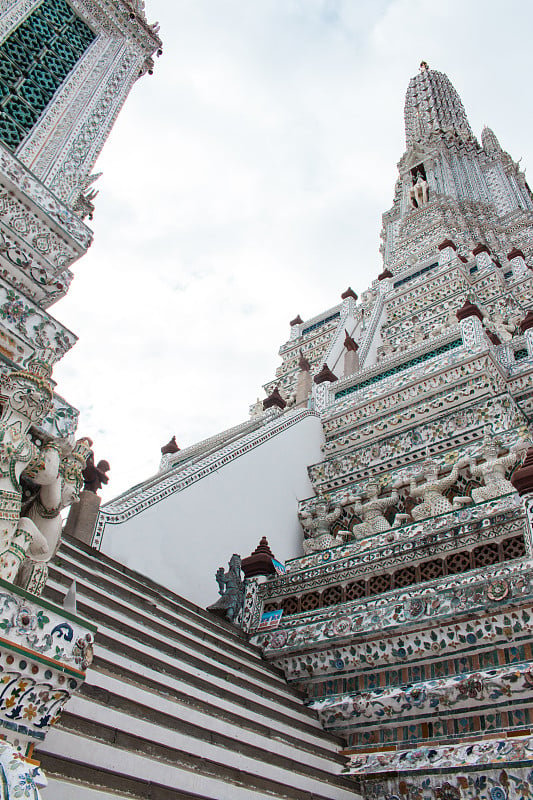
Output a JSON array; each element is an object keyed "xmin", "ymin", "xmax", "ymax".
[
  {"xmin": 409, "ymin": 171, "xmax": 429, "ymax": 209},
  {"xmin": 16, "ymin": 438, "xmax": 90, "ymax": 596},
  {"xmin": 83, "ymin": 443, "xmax": 110, "ymax": 494},
  {"xmin": 485, "ymin": 309, "xmax": 522, "ymax": 342},
  {"xmin": 207, "ymin": 554, "xmax": 244, "ymax": 623},
  {"xmin": 435, "ymin": 308, "xmax": 460, "ymax": 336},
  {"xmin": 409, "ymin": 456, "xmax": 470, "ymax": 520},
  {"xmin": 350, "ymin": 481, "xmax": 399, "ymax": 537},
  {"xmin": 378, "ymin": 333, "xmax": 395, "ymax": 361},
  {"xmin": 468, "ymin": 432, "xmax": 521, "ymax": 503},
  {"xmin": 299, "ymin": 499, "xmax": 347, "ymax": 554},
  {"xmin": 0, "ymin": 357, "xmax": 55, "ymax": 581}
]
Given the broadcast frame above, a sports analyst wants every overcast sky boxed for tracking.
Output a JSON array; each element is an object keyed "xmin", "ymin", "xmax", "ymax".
[{"xmin": 51, "ymin": 0, "xmax": 533, "ymax": 500}]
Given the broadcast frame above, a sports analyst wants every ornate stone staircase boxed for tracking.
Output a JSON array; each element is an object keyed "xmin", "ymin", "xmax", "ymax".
[{"xmin": 36, "ymin": 534, "xmax": 360, "ymax": 800}]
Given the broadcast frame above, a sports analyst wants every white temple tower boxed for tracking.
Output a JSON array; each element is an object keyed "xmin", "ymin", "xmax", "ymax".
[
  {"xmin": 383, "ymin": 62, "xmax": 533, "ymax": 272},
  {"xmin": 0, "ymin": 5, "xmax": 161, "ymax": 795},
  {"xmin": 246, "ymin": 64, "xmax": 533, "ymax": 799}
]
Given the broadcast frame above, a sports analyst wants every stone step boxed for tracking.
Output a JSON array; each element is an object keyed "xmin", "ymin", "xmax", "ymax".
[
  {"xmin": 46, "ymin": 569, "xmax": 294, "ymax": 699},
  {"xmin": 65, "ymin": 692, "xmax": 345, "ymax": 776},
  {"xmin": 54, "ymin": 538, "xmax": 270, "ymax": 668},
  {"xmin": 40, "ymin": 716, "xmax": 359, "ymax": 800},
  {"xmin": 77, "ymin": 670, "xmax": 344, "ymax": 768},
  {"xmin": 45, "ymin": 578, "xmax": 316, "ymax": 725},
  {"xmin": 91, "ymin": 648, "xmax": 342, "ymax": 750},
  {"xmin": 37, "ymin": 535, "xmax": 359, "ymax": 800}
]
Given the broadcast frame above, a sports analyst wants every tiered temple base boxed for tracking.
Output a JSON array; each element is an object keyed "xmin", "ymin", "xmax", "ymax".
[
  {"xmin": 0, "ymin": 576, "xmax": 95, "ymax": 797},
  {"xmin": 248, "ymin": 492, "xmax": 533, "ymax": 799}
]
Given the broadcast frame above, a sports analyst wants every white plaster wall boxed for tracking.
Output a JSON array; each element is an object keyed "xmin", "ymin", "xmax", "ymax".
[{"xmin": 99, "ymin": 415, "xmax": 324, "ymax": 607}]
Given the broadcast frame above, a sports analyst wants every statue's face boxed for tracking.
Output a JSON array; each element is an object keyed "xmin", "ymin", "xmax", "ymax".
[
  {"xmin": 316, "ymin": 502, "xmax": 327, "ymax": 516},
  {"xmin": 367, "ymin": 482, "xmax": 378, "ymax": 497},
  {"xmin": 43, "ymin": 447, "xmax": 60, "ymax": 473},
  {"xmin": 485, "ymin": 444, "xmax": 498, "ymax": 459}
]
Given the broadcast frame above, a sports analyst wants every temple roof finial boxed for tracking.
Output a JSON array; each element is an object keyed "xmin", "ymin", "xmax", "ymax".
[{"xmin": 481, "ymin": 125, "xmax": 503, "ymax": 154}]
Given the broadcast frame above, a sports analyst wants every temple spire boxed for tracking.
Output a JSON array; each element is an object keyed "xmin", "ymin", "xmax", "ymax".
[
  {"xmin": 481, "ymin": 125, "xmax": 503, "ymax": 154},
  {"xmin": 404, "ymin": 65, "xmax": 475, "ymax": 147}
]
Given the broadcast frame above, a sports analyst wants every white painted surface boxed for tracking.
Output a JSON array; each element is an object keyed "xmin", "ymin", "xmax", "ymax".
[{"xmin": 99, "ymin": 414, "xmax": 324, "ymax": 605}]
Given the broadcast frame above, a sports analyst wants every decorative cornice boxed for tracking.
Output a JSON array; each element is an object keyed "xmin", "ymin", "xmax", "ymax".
[
  {"xmin": 311, "ymin": 660, "xmax": 533, "ymax": 729},
  {"xmin": 344, "ymin": 733, "xmax": 533, "ymax": 775},
  {"xmin": 0, "ymin": 146, "xmax": 92, "ymax": 251}
]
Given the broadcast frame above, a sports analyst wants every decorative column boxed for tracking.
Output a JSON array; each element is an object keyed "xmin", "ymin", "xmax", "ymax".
[
  {"xmin": 340, "ymin": 286, "xmax": 358, "ymax": 318},
  {"xmin": 295, "ymin": 350, "xmax": 312, "ymax": 406},
  {"xmin": 64, "ymin": 442, "xmax": 110, "ymax": 547},
  {"xmin": 289, "ymin": 314, "xmax": 303, "ymax": 341},
  {"xmin": 314, "ymin": 364, "xmax": 338, "ymax": 384},
  {"xmin": 241, "ymin": 538, "xmax": 279, "ymax": 633},
  {"xmin": 437, "ymin": 238, "xmax": 457, "ymax": 266},
  {"xmin": 472, "ymin": 243, "xmax": 493, "ymax": 270},
  {"xmin": 263, "ymin": 387, "xmax": 287, "ymax": 411},
  {"xmin": 64, "ymin": 491, "xmax": 101, "ymax": 546},
  {"xmin": 456, "ymin": 298, "xmax": 485, "ymax": 350},
  {"xmin": 507, "ymin": 248, "xmax": 529, "ymax": 278},
  {"xmin": 520, "ymin": 310, "xmax": 533, "ymax": 358},
  {"xmin": 343, "ymin": 330, "xmax": 359, "ymax": 376},
  {"xmin": 312, "ymin": 363, "xmax": 337, "ymax": 413}
]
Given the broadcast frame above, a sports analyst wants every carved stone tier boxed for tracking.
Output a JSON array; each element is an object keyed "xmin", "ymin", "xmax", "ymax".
[
  {"xmin": 246, "ymin": 491, "xmax": 533, "ymax": 758},
  {"xmin": 239, "ymin": 64, "xmax": 533, "ymax": 798},
  {"xmin": 0, "ymin": 578, "xmax": 95, "ymax": 755},
  {"xmin": 345, "ymin": 732, "xmax": 533, "ymax": 775},
  {"xmin": 248, "ymin": 493, "xmax": 526, "ymax": 631},
  {"xmin": 0, "ymin": 149, "xmax": 91, "ymax": 307}
]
